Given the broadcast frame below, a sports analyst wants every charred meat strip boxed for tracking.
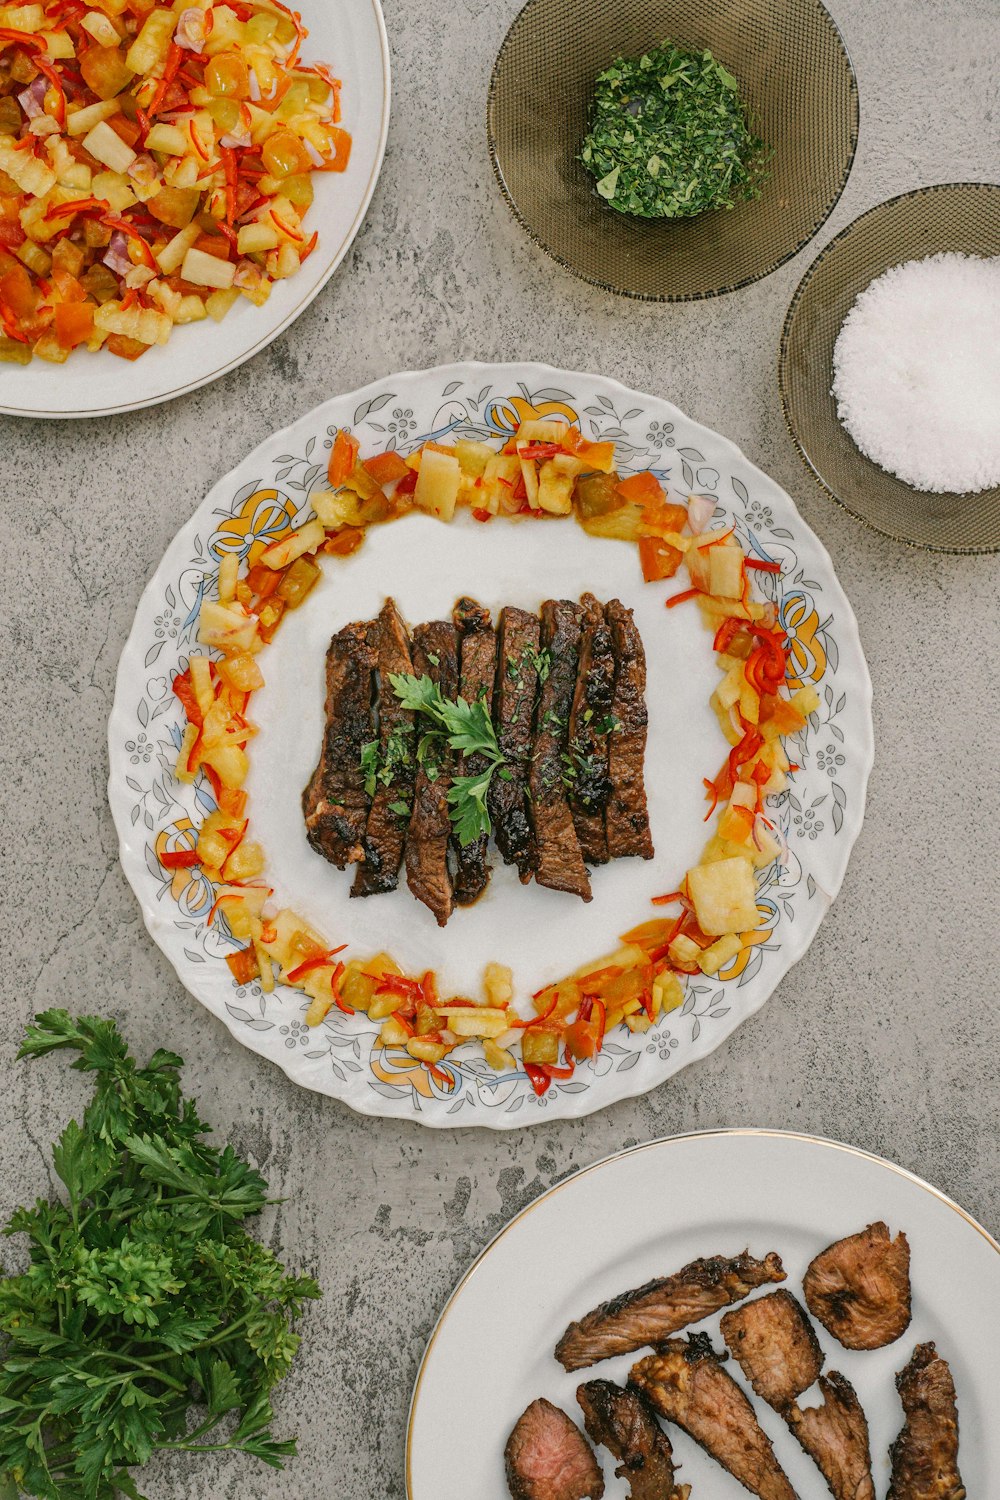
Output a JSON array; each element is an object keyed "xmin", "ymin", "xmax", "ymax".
[
  {"xmin": 490, "ymin": 606, "xmax": 542, "ymax": 881},
  {"xmin": 803, "ymin": 1222, "xmax": 911, "ymax": 1350},
  {"xmin": 556, "ymin": 1249, "xmax": 786, "ymax": 1372},
  {"xmin": 577, "ymin": 1379, "xmax": 690, "ymax": 1500},
  {"xmin": 721, "ymin": 1289, "xmax": 824, "ymax": 1411},
  {"xmin": 352, "ymin": 599, "xmax": 415, "ymax": 897},
  {"xmin": 530, "ymin": 600, "xmax": 592, "ymax": 900},
  {"xmin": 630, "ymin": 1334, "xmax": 797, "ymax": 1500},
  {"xmin": 888, "ymin": 1343, "xmax": 965, "ymax": 1500},
  {"xmin": 605, "ymin": 599, "xmax": 654, "ymax": 860},
  {"xmin": 787, "ymin": 1372, "xmax": 875, "ymax": 1500},
  {"xmin": 302, "ymin": 620, "xmax": 377, "ymax": 868},
  {"xmin": 505, "ymin": 1397, "xmax": 606, "ymax": 1500},
  {"xmin": 404, "ymin": 621, "xmax": 458, "ymax": 926},
  {"xmin": 566, "ymin": 593, "xmax": 616, "ymax": 868},
  {"xmin": 451, "ymin": 596, "xmax": 496, "ymax": 906}
]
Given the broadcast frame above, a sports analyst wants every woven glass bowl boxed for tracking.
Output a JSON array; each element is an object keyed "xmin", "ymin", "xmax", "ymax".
[
  {"xmin": 486, "ymin": 0, "xmax": 858, "ymax": 301},
  {"xmin": 780, "ymin": 183, "xmax": 1000, "ymax": 554}
]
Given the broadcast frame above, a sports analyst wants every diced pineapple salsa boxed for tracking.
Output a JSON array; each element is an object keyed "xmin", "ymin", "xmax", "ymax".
[
  {"xmin": 167, "ymin": 418, "xmax": 817, "ymax": 1097},
  {"xmin": 0, "ymin": 0, "xmax": 350, "ymax": 364}
]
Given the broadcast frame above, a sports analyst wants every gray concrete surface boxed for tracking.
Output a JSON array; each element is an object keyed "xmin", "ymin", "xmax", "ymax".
[{"xmin": 1, "ymin": 0, "xmax": 998, "ymax": 1494}]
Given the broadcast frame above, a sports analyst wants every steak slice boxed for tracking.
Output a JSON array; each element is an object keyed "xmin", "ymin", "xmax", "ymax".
[
  {"xmin": 352, "ymin": 599, "xmax": 415, "ymax": 897},
  {"xmin": 630, "ymin": 1335, "xmax": 797, "ymax": 1500},
  {"xmin": 888, "ymin": 1343, "xmax": 965, "ymax": 1500},
  {"xmin": 530, "ymin": 599, "xmax": 591, "ymax": 899},
  {"xmin": 721, "ymin": 1289, "xmax": 824, "ymax": 1411},
  {"xmin": 555, "ymin": 1250, "xmax": 786, "ymax": 1372},
  {"xmin": 577, "ymin": 1379, "xmax": 690, "ymax": 1500},
  {"xmin": 404, "ymin": 621, "xmax": 458, "ymax": 926},
  {"xmin": 803, "ymin": 1222, "xmax": 911, "ymax": 1350},
  {"xmin": 451, "ymin": 596, "xmax": 496, "ymax": 906},
  {"xmin": 302, "ymin": 620, "xmax": 376, "ymax": 867},
  {"xmin": 787, "ymin": 1372, "xmax": 875, "ymax": 1500},
  {"xmin": 490, "ymin": 606, "xmax": 541, "ymax": 880},
  {"xmin": 566, "ymin": 593, "xmax": 616, "ymax": 867},
  {"xmin": 605, "ymin": 599, "xmax": 654, "ymax": 860},
  {"xmin": 505, "ymin": 1397, "xmax": 605, "ymax": 1500}
]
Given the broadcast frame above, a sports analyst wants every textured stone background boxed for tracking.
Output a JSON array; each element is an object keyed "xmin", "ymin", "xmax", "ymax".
[{"xmin": 1, "ymin": 0, "xmax": 998, "ymax": 1494}]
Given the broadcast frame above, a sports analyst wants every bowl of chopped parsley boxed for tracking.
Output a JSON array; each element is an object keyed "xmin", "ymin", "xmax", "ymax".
[{"xmin": 487, "ymin": 0, "xmax": 858, "ymax": 300}]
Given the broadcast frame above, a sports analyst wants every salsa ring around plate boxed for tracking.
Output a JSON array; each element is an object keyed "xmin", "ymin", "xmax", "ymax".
[{"xmin": 108, "ymin": 362, "xmax": 873, "ymax": 1127}]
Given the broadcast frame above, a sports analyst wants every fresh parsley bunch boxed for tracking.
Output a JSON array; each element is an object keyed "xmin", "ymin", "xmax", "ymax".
[
  {"xmin": 0, "ymin": 1012, "xmax": 320, "ymax": 1500},
  {"xmin": 580, "ymin": 44, "xmax": 770, "ymax": 220},
  {"xmin": 388, "ymin": 672, "xmax": 507, "ymax": 848}
]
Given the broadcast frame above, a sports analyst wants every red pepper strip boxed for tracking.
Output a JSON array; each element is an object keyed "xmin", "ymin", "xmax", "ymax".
[
  {"xmin": 221, "ymin": 146, "xmax": 237, "ymax": 223},
  {"xmin": 207, "ymin": 892, "xmax": 241, "ymax": 925},
  {"xmin": 375, "ymin": 974, "xmax": 425, "ymax": 1001},
  {"xmin": 0, "ymin": 303, "xmax": 29, "ymax": 343},
  {"xmin": 665, "ymin": 587, "xmax": 701, "ymax": 609},
  {"xmin": 395, "ymin": 469, "xmax": 418, "ymax": 496},
  {"xmin": 752, "ymin": 760, "xmax": 771, "ymax": 787},
  {"xmin": 300, "ymin": 229, "xmax": 318, "ymax": 263},
  {"xmin": 650, "ymin": 890, "xmax": 684, "ymax": 906},
  {"xmin": 33, "ymin": 57, "xmax": 67, "ymax": 128},
  {"xmin": 330, "ymin": 961, "xmax": 352, "ymax": 1014},
  {"xmin": 135, "ymin": 106, "xmax": 151, "ymax": 144},
  {"xmin": 524, "ymin": 1063, "xmax": 552, "ymax": 1097},
  {"xmin": 172, "ymin": 669, "xmax": 203, "ymax": 727},
  {"xmin": 217, "ymin": 221, "xmax": 238, "ymax": 255},
  {"xmin": 285, "ymin": 944, "xmax": 348, "ymax": 983},
  {"xmin": 147, "ymin": 42, "xmax": 183, "ymax": 118},
  {"xmin": 44, "ymin": 196, "xmax": 110, "ymax": 223},
  {"xmin": 102, "ymin": 215, "xmax": 158, "ymax": 270},
  {"xmin": 420, "ymin": 971, "xmax": 439, "ymax": 1006},
  {"xmin": 702, "ymin": 776, "xmax": 720, "ymax": 821},
  {"xmin": 788, "ymin": 762, "xmax": 800, "ymax": 773},
  {"xmin": 745, "ymin": 557, "xmax": 782, "ymax": 573},
  {"xmin": 547, "ymin": 1060, "xmax": 576, "ymax": 1080},
  {"xmin": 0, "ymin": 27, "xmax": 45, "ymax": 50},
  {"xmin": 158, "ymin": 847, "xmax": 200, "ymax": 870},
  {"xmin": 427, "ymin": 1062, "xmax": 454, "ymax": 1090},
  {"xmin": 517, "ymin": 441, "xmax": 561, "ymax": 460},
  {"xmin": 511, "ymin": 994, "xmax": 558, "ymax": 1030},
  {"xmin": 713, "ymin": 617, "xmax": 744, "ymax": 654},
  {"xmin": 640, "ymin": 989, "xmax": 654, "ymax": 1021}
]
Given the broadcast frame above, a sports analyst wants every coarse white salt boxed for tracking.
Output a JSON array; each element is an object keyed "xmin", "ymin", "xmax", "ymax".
[{"xmin": 831, "ymin": 252, "xmax": 1000, "ymax": 494}]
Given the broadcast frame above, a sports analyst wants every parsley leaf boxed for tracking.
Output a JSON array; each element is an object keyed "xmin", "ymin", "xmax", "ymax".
[
  {"xmin": 388, "ymin": 673, "xmax": 507, "ymax": 847},
  {"xmin": 0, "ymin": 1012, "xmax": 320, "ymax": 1500}
]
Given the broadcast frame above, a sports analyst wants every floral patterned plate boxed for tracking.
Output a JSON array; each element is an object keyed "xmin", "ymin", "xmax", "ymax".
[{"xmin": 108, "ymin": 363, "xmax": 874, "ymax": 1127}]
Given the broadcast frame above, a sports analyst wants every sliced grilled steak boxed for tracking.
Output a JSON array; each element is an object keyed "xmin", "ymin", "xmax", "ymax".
[
  {"xmin": 556, "ymin": 1250, "xmax": 786, "ymax": 1372},
  {"xmin": 303, "ymin": 620, "xmax": 377, "ymax": 867},
  {"xmin": 888, "ymin": 1344, "xmax": 965, "ymax": 1500},
  {"xmin": 803, "ymin": 1222, "xmax": 911, "ymax": 1350},
  {"xmin": 352, "ymin": 599, "xmax": 415, "ymax": 897},
  {"xmin": 631, "ymin": 1334, "xmax": 797, "ymax": 1500},
  {"xmin": 605, "ymin": 598, "xmax": 653, "ymax": 860},
  {"xmin": 566, "ymin": 593, "xmax": 616, "ymax": 867},
  {"xmin": 530, "ymin": 600, "xmax": 591, "ymax": 900},
  {"xmin": 404, "ymin": 621, "xmax": 458, "ymax": 926},
  {"xmin": 451, "ymin": 596, "xmax": 496, "ymax": 906},
  {"xmin": 577, "ymin": 1379, "xmax": 690, "ymax": 1500},
  {"xmin": 505, "ymin": 1397, "xmax": 605, "ymax": 1500},
  {"xmin": 787, "ymin": 1372, "xmax": 875, "ymax": 1500},
  {"xmin": 721, "ymin": 1289, "xmax": 824, "ymax": 1411},
  {"xmin": 490, "ymin": 606, "xmax": 542, "ymax": 880}
]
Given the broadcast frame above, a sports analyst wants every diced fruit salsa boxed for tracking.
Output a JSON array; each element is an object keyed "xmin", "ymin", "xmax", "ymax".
[
  {"xmin": 0, "ymin": 0, "xmax": 349, "ymax": 365},
  {"xmin": 164, "ymin": 418, "xmax": 818, "ymax": 1096}
]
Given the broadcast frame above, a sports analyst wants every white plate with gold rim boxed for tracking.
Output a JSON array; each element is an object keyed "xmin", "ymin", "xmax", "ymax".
[
  {"xmin": 1, "ymin": 0, "xmax": 390, "ymax": 420},
  {"xmin": 407, "ymin": 1130, "xmax": 1000, "ymax": 1496},
  {"xmin": 108, "ymin": 362, "xmax": 873, "ymax": 1126}
]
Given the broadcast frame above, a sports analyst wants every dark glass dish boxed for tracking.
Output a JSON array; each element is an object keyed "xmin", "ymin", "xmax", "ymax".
[
  {"xmin": 487, "ymin": 0, "xmax": 858, "ymax": 301},
  {"xmin": 780, "ymin": 183, "xmax": 1000, "ymax": 554}
]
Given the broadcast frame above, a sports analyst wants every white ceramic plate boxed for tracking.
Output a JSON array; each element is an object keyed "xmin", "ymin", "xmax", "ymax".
[
  {"xmin": 108, "ymin": 362, "xmax": 873, "ymax": 1126},
  {"xmin": 1, "ymin": 0, "xmax": 390, "ymax": 420},
  {"xmin": 408, "ymin": 1130, "xmax": 1000, "ymax": 1497}
]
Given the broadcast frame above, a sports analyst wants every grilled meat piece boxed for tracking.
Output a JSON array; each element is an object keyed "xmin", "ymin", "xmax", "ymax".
[
  {"xmin": 787, "ymin": 1372, "xmax": 875, "ymax": 1500},
  {"xmin": 303, "ymin": 620, "xmax": 377, "ymax": 867},
  {"xmin": 630, "ymin": 1334, "xmax": 797, "ymax": 1500},
  {"xmin": 721, "ymin": 1289, "xmax": 824, "ymax": 1411},
  {"xmin": 404, "ymin": 621, "xmax": 458, "ymax": 925},
  {"xmin": 556, "ymin": 1250, "xmax": 786, "ymax": 1372},
  {"xmin": 888, "ymin": 1343, "xmax": 965, "ymax": 1500},
  {"xmin": 803, "ymin": 1222, "xmax": 911, "ymax": 1350},
  {"xmin": 352, "ymin": 599, "xmax": 415, "ymax": 897},
  {"xmin": 490, "ymin": 606, "xmax": 542, "ymax": 880},
  {"xmin": 605, "ymin": 599, "xmax": 654, "ymax": 860},
  {"xmin": 577, "ymin": 1379, "xmax": 690, "ymax": 1500},
  {"xmin": 451, "ymin": 596, "xmax": 496, "ymax": 906},
  {"xmin": 530, "ymin": 600, "xmax": 592, "ymax": 900},
  {"xmin": 505, "ymin": 1397, "xmax": 605, "ymax": 1500},
  {"xmin": 566, "ymin": 594, "xmax": 616, "ymax": 867}
]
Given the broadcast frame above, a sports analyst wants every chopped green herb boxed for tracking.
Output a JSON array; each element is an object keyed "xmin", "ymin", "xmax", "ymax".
[
  {"xmin": 426, "ymin": 651, "xmax": 440, "ymax": 666},
  {"xmin": 580, "ymin": 44, "xmax": 770, "ymax": 220},
  {"xmin": 360, "ymin": 738, "xmax": 379, "ymax": 798},
  {"xmin": 388, "ymin": 800, "xmax": 410, "ymax": 818},
  {"xmin": 0, "ymin": 1012, "xmax": 320, "ymax": 1500}
]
